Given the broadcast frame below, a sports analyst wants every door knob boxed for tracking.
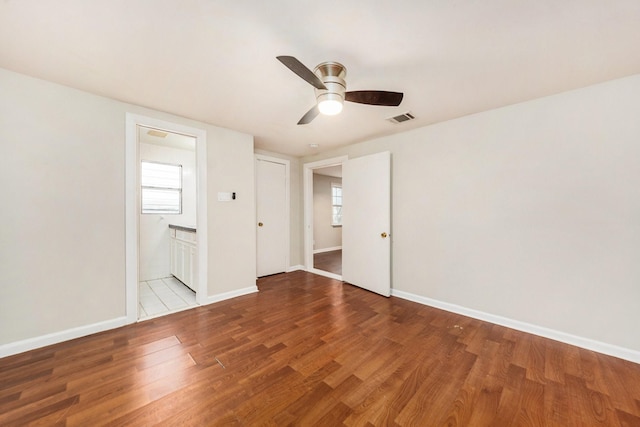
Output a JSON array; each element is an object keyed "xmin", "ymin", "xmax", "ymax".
[
  {"xmin": 258, "ymin": 222, "xmax": 264, "ymax": 227},
  {"xmin": 381, "ymin": 232, "xmax": 388, "ymax": 238}
]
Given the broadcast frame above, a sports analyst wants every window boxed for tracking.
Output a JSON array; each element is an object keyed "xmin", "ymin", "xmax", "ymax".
[
  {"xmin": 331, "ymin": 182, "xmax": 342, "ymax": 226},
  {"xmin": 141, "ymin": 161, "xmax": 182, "ymax": 214}
]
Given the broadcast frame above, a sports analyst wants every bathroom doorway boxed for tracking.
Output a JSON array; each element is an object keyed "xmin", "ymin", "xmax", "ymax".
[
  {"xmin": 125, "ymin": 114, "xmax": 208, "ymax": 324},
  {"xmin": 137, "ymin": 126, "xmax": 198, "ymax": 319}
]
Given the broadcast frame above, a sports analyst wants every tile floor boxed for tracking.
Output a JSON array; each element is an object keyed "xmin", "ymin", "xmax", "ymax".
[{"xmin": 139, "ymin": 276, "xmax": 198, "ymax": 320}]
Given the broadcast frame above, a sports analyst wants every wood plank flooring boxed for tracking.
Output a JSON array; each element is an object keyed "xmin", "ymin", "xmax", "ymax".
[
  {"xmin": 2, "ymin": 271, "xmax": 640, "ymax": 426},
  {"xmin": 314, "ymin": 249, "xmax": 342, "ymax": 275}
]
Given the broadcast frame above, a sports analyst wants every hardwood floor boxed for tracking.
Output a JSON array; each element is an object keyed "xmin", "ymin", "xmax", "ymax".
[
  {"xmin": 314, "ymin": 249, "xmax": 342, "ymax": 275},
  {"xmin": 2, "ymin": 271, "xmax": 640, "ymax": 426}
]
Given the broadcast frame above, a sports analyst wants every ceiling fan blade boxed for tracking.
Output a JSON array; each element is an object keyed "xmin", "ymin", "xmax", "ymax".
[
  {"xmin": 297, "ymin": 105, "xmax": 320, "ymax": 125},
  {"xmin": 345, "ymin": 90, "xmax": 404, "ymax": 106},
  {"xmin": 277, "ymin": 56, "xmax": 327, "ymax": 90}
]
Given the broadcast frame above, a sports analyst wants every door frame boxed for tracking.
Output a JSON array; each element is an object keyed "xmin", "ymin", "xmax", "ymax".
[
  {"xmin": 255, "ymin": 154, "xmax": 291, "ymax": 275},
  {"xmin": 125, "ymin": 113, "xmax": 208, "ymax": 324},
  {"xmin": 303, "ymin": 155, "xmax": 348, "ymax": 280}
]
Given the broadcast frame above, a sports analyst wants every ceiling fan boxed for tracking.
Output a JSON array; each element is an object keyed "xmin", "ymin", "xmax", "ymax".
[{"xmin": 277, "ymin": 56, "xmax": 404, "ymax": 125}]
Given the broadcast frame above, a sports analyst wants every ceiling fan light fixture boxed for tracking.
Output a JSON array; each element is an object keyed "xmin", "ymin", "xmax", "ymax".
[
  {"xmin": 315, "ymin": 62, "xmax": 346, "ymax": 116},
  {"xmin": 317, "ymin": 95, "xmax": 343, "ymax": 116},
  {"xmin": 278, "ymin": 56, "xmax": 403, "ymax": 125}
]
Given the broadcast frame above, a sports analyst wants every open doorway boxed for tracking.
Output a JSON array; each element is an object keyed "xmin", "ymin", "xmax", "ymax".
[
  {"xmin": 303, "ymin": 156, "xmax": 348, "ymax": 280},
  {"xmin": 125, "ymin": 114, "xmax": 208, "ymax": 325},
  {"xmin": 137, "ymin": 126, "xmax": 198, "ymax": 319},
  {"xmin": 305, "ymin": 152, "xmax": 392, "ymax": 295},
  {"xmin": 312, "ymin": 166, "xmax": 343, "ymax": 276}
]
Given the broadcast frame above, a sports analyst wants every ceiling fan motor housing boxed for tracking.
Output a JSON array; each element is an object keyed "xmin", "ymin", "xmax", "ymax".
[{"xmin": 314, "ymin": 62, "xmax": 347, "ymax": 113}]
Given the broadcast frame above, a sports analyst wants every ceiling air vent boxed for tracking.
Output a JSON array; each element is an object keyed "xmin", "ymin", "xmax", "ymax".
[
  {"xmin": 147, "ymin": 129, "xmax": 168, "ymax": 138},
  {"xmin": 387, "ymin": 112, "xmax": 415, "ymax": 124}
]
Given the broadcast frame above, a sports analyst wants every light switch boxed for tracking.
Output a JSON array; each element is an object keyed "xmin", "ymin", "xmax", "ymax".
[{"xmin": 217, "ymin": 192, "xmax": 232, "ymax": 202}]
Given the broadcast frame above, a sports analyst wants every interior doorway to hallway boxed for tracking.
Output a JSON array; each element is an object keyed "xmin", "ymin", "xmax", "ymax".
[
  {"xmin": 312, "ymin": 166, "xmax": 343, "ymax": 277},
  {"xmin": 304, "ymin": 152, "xmax": 392, "ymax": 297},
  {"xmin": 303, "ymin": 156, "xmax": 347, "ymax": 281}
]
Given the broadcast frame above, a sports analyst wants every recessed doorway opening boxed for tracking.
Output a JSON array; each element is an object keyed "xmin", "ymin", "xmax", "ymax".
[
  {"xmin": 303, "ymin": 156, "xmax": 348, "ymax": 280},
  {"xmin": 125, "ymin": 114, "xmax": 208, "ymax": 324},
  {"xmin": 137, "ymin": 125, "xmax": 198, "ymax": 320}
]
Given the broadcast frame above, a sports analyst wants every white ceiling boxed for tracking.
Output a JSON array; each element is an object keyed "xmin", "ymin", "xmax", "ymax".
[{"xmin": 1, "ymin": 1, "xmax": 639, "ymax": 157}]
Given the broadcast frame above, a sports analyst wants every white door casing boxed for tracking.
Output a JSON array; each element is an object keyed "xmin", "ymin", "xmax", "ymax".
[
  {"xmin": 125, "ymin": 113, "xmax": 208, "ymax": 323},
  {"xmin": 255, "ymin": 155, "xmax": 289, "ymax": 277},
  {"xmin": 342, "ymin": 151, "xmax": 391, "ymax": 297}
]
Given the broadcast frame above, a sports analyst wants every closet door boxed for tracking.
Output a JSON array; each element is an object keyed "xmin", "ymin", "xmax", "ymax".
[{"xmin": 256, "ymin": 158, "xmax": 288, "ymax": 277}]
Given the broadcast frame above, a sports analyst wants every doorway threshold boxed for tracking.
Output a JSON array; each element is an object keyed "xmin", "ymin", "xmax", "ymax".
[{"xmin": 308, "ymin": 268, "xmax": 342, "ymax": 281}]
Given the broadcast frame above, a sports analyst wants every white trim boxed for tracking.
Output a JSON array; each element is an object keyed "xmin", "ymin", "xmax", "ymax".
[
  {"xmin": 0, "ymin": 317, "xmax": 127, "ymax": 358},
  {"xmin": 391, "ymin": 289, "xmax": 640, "ymax": 364},
  {"xmin": 0, "ymin": 284, "xmax": 253, "ymax": 358},
  {"xmin": 255, "ymin": 154, "xmax": 291, "ymax": 275},
  {"xmin": 125, "ymin": 115, "xmax": 138, "ymax": 324},
  {"xmin": 195, "ymin": 127, "xmax": 208, "ymax": 307},
  {"xmin": 313, "ymin": 246, "xmax": 342, "ymax": 254},
  {"xmin": 303, "ymin": 156, "xmax": 348, "ymax": 276},
  {"xmin": 204, "ymin": 286, "xmax": 259, "ymax": 305},
  {"xmin": 287, "ymin": 264, "xmax": 305, "ymax": 272},
  {"xmin": 125, "ymin": 113, "xmax": 208, "ymax": 323}
]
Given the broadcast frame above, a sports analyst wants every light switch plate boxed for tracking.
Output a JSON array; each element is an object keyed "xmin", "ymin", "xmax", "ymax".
[{"xmin": 217, "ymin": 191, "xmax": 232, "ymax": 202}]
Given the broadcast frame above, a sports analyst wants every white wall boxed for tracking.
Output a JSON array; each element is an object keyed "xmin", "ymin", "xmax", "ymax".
[
  {"xmin": 313, "ymin": 174, "xmax": 342, "ymax": 251},
  {"xmin": 207, "ymin": 134, "xmax": 256, "ymax": 295},
  {"xmin": 302, "ymin": 74, "xmax": 640, "ymax": 358},
  {"xmin": 139, "ymin": 142, "xmax": 196, "ymax": 281},
  {"xmin": 0, "ymin": 67, "xmax": 255, "ymax": 352}
]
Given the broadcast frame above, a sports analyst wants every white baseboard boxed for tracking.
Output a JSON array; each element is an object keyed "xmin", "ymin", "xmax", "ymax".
[
  {"xmin": 287, "ymin": 265, "xmax": 305, "ymax": 272},
  {"xmin": 9, "ymin": 284, "xmax": 636, "ymax": 365},
  {"xmin": 313, "ymin": 246, "xmax": 342, "ymax": 254},
  {"xmin": 0, "ymin": 316, "xmax": 128, "ymax": 359},
  {"xmin": 391, "ymin": 289, "xmax": 640, "ymax": 365},
  {"xmin": 1, "ymin": 286, "xmax": 258, "ymax": 359},
  {"xmin": 204, "ymin": 286, "xmax": 258, "ymax": 305}
]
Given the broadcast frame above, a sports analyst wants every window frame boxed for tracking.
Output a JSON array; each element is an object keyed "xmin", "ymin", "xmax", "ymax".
[
  {"xmin": 331, "ymin": 182, "xmax": 342, "ymax": 227},
  {"xmin": 140, "ymin": 160, "xmax": 183, "ymax": 215}
]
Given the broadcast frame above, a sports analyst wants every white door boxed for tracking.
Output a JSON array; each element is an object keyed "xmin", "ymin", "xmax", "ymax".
[
  {"xmin": 256, "ymin": 158, "xmax": 288, "ymax": 277},
  {"xmin": 342, "ymin": 151, "xmax": 391, "ymax": 296}
]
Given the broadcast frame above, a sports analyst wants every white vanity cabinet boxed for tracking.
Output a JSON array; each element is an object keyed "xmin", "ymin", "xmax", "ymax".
[{"xmin": 169, "ymin": 226, "xmax": 197, "ymax": 291}]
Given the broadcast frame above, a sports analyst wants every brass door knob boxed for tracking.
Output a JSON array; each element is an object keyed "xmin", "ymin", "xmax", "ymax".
[
  {"xmin": 381, "ymin": 232, "xmax": 388, "ymax": 238},
  {"xmin": 258, "ymin": 222, "xmax": 264, "ymax": 227}
]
